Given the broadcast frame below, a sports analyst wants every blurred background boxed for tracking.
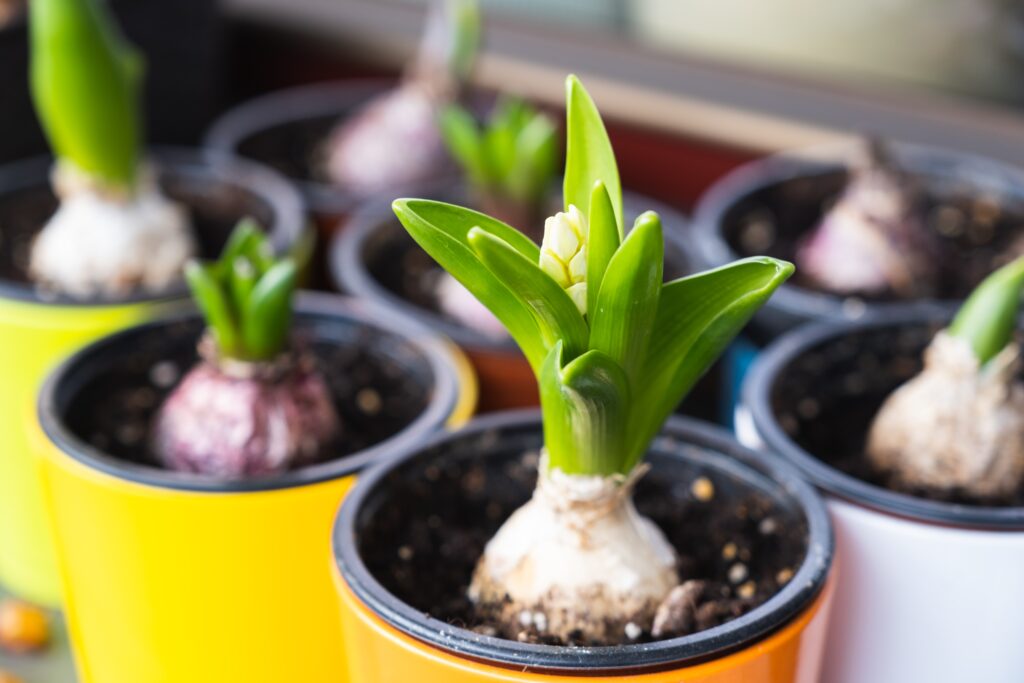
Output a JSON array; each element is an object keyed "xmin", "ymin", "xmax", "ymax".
[{"xmin": 5, "ymin": 0, "xmax": 1024, "ymax": 214}]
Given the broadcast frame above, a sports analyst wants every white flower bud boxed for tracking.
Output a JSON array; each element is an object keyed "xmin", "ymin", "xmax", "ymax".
[{"xmin": 540, "ymin": 205, "xmax": 589, "ymax": 315}]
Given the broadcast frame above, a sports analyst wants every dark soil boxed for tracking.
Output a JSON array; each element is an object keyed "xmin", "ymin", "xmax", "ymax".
[
  {"xmin": 357, "ymin": 429, "xmax": 807, "ymax": 647},
  {"xmin": 236, "ymin": 113, "xmax": 338, "ymax": 185},
  {"xmin": 0, "ymin": 163, "xmax": 275, "ymax": 293},
  {"xmin": 722, "ymin": 167, "xmax": 1024, "ymax": 300},
  {"xmin": 771, "ymin": 320, "xmax": 1024, "ymax": 506},
  {"xmin": 61, "ymin": 316, "xmax": 431, "ymax": 474}
]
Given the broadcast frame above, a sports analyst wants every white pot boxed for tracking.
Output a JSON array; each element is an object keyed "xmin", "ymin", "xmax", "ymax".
[{"xmin": 737, "ymin": 314, "xmax": 1024, "ymax": 683}]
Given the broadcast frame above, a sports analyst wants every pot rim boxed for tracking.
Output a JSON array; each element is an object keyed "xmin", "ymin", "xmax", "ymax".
[
  {"xmin": 333, "ymin": 410, "xmax": 834, "ymax": 673},
  {"xmin": 202, "ymin": 79, "xmax": 400, "ymax": 215},
  {"xmin": 691, "ymin": 139, "xmax": 1024, "ymax": 325},
  {"xmin": 331, "ymin": 186, "xmax": 696, "ymax": 355},
  {"xmin": 743, "ymin": 309, "xmax": 1024, "ymax": 530},
  {"xmin": 37, "ymin": 292, "xmax": 463, "ymax": 493},
  {"xmin": 0, "ymin": 147, "xmax": 306, "ymax": 308}
]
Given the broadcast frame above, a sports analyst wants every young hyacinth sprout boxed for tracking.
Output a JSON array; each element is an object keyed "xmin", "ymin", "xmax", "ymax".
[
  {"xmin": 28, "ymin": 0, "xmax": 194, "ymax": 298},
  {"xmin": 152, "ymin": 220, "xmax": 339, "ymax": 478},
  {"xmin": 868, "ymin": 256, "xmax": 1024, "ymax": 498},
  {"xmin": 324, "ymin": 0, "xmax": 479, "ymax": 194},
  {"xmin": 394, "ymin": 75, "xmax": 793, "ymax": 643},
  {"xmin": 435, "ymin": 98, "xmax": 557, "ymax": 339},
  {"xmin": 439, "ymin": 97, "xmax": 558, "ymax": 230},
  {"xmin": 796, "ymin": 138, "xmax": 936, "ymax": 298}
]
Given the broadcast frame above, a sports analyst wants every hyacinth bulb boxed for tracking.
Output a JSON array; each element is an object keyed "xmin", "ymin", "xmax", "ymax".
[
  {"xmin": 867, "ymin": 256, "xmax": 1024, "ymax": 498},
  {"xmin": 324, "ymin": 0, "xmax": 478, "ymax": 195},
  {"xmin": 153, "ymin": 342, "xmax": 340, "ymax": 478},
  {"xmin": 796, "ymin": 139, "xmax": 937, "ymax": 298}
]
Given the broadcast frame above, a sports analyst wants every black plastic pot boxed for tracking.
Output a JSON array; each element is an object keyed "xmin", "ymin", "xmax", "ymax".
[
  {"xmin": 739, "ymin": 311, "xmax": 1024, "ymax": 683},
  {"xmin": 204, "ymin": 80, "xmax": 453, "ymax": 226},
  {"xmin": 33, "ymin": 293, "xmax": 471, "ymax": 682},
  {"xmin": 332, "ymin": 411, "xmax": 834, "ymax": 679},
  {"xmin": 330, "ymin": 186, "xmax": 722, "ymax": 418},
  {"xmin": 0, "ymin": 148, "xmax": 305, "ymax": 304},
  {"xmin": 0, "ymin": 0, "xmax": 223, "ymax": 164},
  {"xmin": 692, "ymin": 141, "xmax": 1024, "ymax": 342}
]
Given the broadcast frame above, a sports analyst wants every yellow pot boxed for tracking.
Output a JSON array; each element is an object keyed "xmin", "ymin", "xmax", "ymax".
[
  {"xmin": 35, "ymin": 295, "xmax": 476, "ymax": 683},
  {"xmin": 333, "ymin": 413, "xmax": 835, "ymax": 682},
  {"xmin": 0, "ymin": 150, "xmax": 305, "ymax": 606}
]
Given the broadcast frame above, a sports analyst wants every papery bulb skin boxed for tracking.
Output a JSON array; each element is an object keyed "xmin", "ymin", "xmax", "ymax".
[
  {"xmin": 324, "ymin": 83, "xmax": 448, "ymax": 196},
  {"xmin": 867, "ymin": 332, "xmax": 1024, "ymax": 498},
  {"xmin": 468, "ymin": 459, "xmax": 679, "ymax": 643},
  {"xmin": 796, "ymin": 140, "xmax": 937, "ymax": 298},
  {"xmin": 30, "ymin": 161, "xmax": 195, "ymax": 299},
  {"xmin": 152, "ymin": 345, "xmax": 340, "ymax": 478}
]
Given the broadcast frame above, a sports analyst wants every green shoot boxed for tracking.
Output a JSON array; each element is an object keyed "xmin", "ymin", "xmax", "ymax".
[
  {"xmin": 186, "ymin": 219, "xmax": 300, "ymax": 362},
  {"xmin": 439, "ymin": 98, "xmax": 557, "ymax": 211},
  {"xmin": 949, "ymin": 255, "xmax": 1024, "ymax": 365},
  {"xmin": 30, "ymin": 0, "xmax": 142, "ymax": 189},
  {"xmin": 395, "ymin": 74, "xmax": 793, "ymax": 476}
]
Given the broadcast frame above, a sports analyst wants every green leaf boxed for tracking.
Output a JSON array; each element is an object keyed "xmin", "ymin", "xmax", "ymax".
[
  {"xmin": 229, "ymin": 259, "xmax": 258, "ymax": 323},
  {"xmin": 588, "ymin": 212, "xmax": 663, "ymax": 380},
  {"xmin": 586, "ymin": 181, "xmax": 620, "ymax": 318},
  {"xmin": 217, "ymin": 219, "xmax": 263, "ymax": 281},
  {"xmin": 445, "ymin": 0, "xmax": 479, "ymax": 83},
  {"xmin": 30, "ymin": 0, "xmax": 142, "ymax": 187},
  {"xmin": 438, "ymin": 105, "xmax": 489, "ymax": 186},
  {"xmin": 393, "ymin": 198, "xmax": 548, "ymax": 369},
  {"xmin": 509, "ymin": 112, "xmax": 558, "ymax": 205},
  {"xmin": 949, "ymin": 255, "xmax": 1024, "ymax": 365},
  {"xmin": 185, "ymin": 260, "xmax": 239, "ymax": 357},
  {"xmin": 539, "ymin": 343, "xmax": 630, "ymax": 475},
  {"xmin": 625, "ymin": 257, "xmax": 794, "ymax": 470},
  {"xmin": 564, "ymin": 75, "xmax": 622, "ymax": 233},
  {"xmin": 242, "ymin": 260, "xmax": 297, "ymax": 360},
  {"xmin": 468, "ymin": 228, "xmax": 589, "ymax": 360},
  {"xmin": 288, "ymin": 225, "xmax": 318, "ymax": 286}
]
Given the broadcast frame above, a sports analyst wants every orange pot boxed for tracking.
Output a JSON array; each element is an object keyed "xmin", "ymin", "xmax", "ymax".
[
  {"xmin": 332, "ymin": 413, "xmax": 835, "ymax": 681},
  {"xmin": 331, "ymin": 190, "xmax": 695, "ymax": 413}
]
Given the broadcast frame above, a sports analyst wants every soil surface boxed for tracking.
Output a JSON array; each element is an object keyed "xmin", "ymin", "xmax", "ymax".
[
  {"xmin": 61, "ymin": 318, "xmax": 431, "ymax": 473},
  {"xmin": 237, "ymin": 114, "xmax": 339, "ymax": 185},
  {"xmin": 772, "ymin": 321, "xmax": 1024, "ymax": 505},
  {"xmin": 723, "ymin": 168, "xmax": 1024, "ymax": 300},
  {"xmin": 358, "ymin": 432, "xmax": 807, "ymax": 647},
  {"xmin": 0, "ymin": 165, "xmax": 275, "ymax": 294}
]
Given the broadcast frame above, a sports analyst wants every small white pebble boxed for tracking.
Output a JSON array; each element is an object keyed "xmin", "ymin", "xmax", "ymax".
[
  {"xmin": 397, "ymin": 545, "xmax": 413, "ymax": 561},
  {"xmin": 518, "ymin": 610, "xmax": 533, "ymax": 627},
  {"xmin": 624, "ymin": 622, "xmax": 642, "ymax": 640},
  {"xmin": 532, "ymin": 612, "xmax": 547, "ymax": 632},
  {"xmin": 759, "ymin": 517, "xmax": 778, "ymax": 535},
  {"xmin": 150, "ymin": 361, "xmax": 179, "ymax": 388},
  {"xmin": 356, "ymin": 388, "xmax": 382, "ymax": 414},
  {"xmin": 737, "ymin": 581, "xmax": 756, "ymax": 599},
  {"xmin": 728, "ymin": 563, "xmax": 748, "ymax": 584}
]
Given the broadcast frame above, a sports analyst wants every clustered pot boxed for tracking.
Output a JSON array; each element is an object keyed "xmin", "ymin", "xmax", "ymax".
[
  {"xmin": 691, "ymin": 140, "xmax": 1024, "ymax": 420},
  {"xmin": 738, "ymin": 310, "xmax": 1024, "ymax": 683},
  {"xmin": 34, "ymin": 294, "xmax": 475, "ymax": 683},
  {"xmin": 692, "ymin": 141, "xmax": 1024, "ymax": 341},
  {"xmin": 333, "ymin": 411, "xmax": 835, "ymax": 682},
  {"xmin": 331, "ymin": 187, "xmax": 717, "ymax": 416},
  {"xmin": 0, "ymin": 149, "xmax": 304, "ymax": 607},
  {"xmin": 205, "ymin": 80, "xmax": 451, "ymax": 229}
]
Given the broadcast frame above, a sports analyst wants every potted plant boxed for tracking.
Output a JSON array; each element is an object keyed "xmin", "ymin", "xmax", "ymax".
[
  {"xmin": 203, "ymin": 0, "xmax": 479, "ymax": 230},
  {"xmin": 0, "ymin": 0, "xmax": 305, "ymax": 608},
  {"xmin": 331, "ymin": 74, "xmax": 834, "ymax": 681},
  {"xmin": 739, "ymin": 257, "xmax": 1024, "ymax": 683},
  {"xmin": 692, "ymin": 137, "xmax": 1024, "ymax": 418},
  {"xmin": 34, "ymin": 222, "xmax": 476, "ymax": 683},
  {"xmin": 331, "ymin": 98, "xmax": 702, "ymax": 414}
]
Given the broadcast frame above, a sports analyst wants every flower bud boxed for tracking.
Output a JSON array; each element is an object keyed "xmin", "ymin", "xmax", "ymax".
[{"xmin": 540, "ymin": 205, "xmax": 588, "ymax": 314}]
